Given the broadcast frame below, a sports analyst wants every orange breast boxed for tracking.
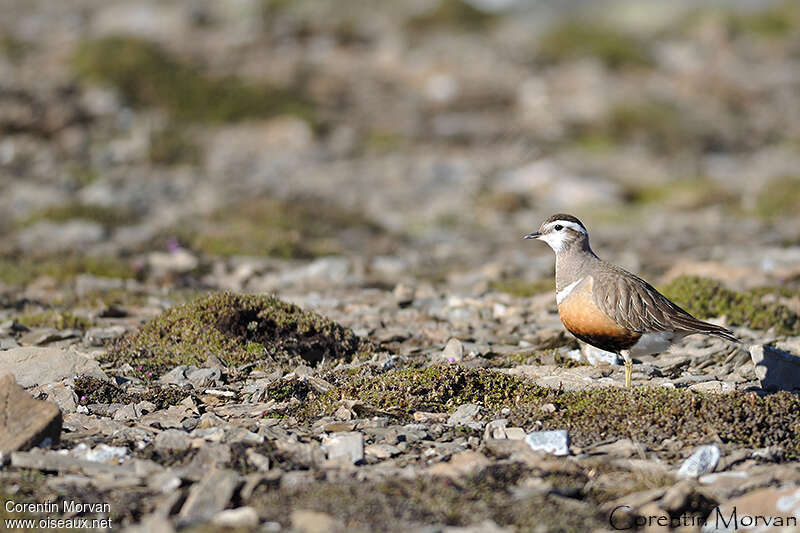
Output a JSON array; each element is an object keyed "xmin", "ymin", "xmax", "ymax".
[{"xmin": 558, "ymin": 277, "xmax": 639, "ymax": 351}]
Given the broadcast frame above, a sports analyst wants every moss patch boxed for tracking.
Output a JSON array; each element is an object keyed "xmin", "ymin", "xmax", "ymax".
[
  {"xmin": 249, "ymin": 465, "xmax": 604, "ymax": 532},
  {"xmin": 726, "ymin": 1, "xmax": 800, "ymax": 38},
  {"xmin": 16, "ymin": 311, "xmax": 92, "ymax": 331},
  {"xmin": 17, "ymin": 203, "xmax": 138, "ymax": 229},
  {"xmin": 105, "ymin": 291, "xmax": 365, "ymax": 374},
  {"xmin": 660, "ymin": 276, "xmax": 800, "ymax": 336},
  {"xmin": 489, "ymin": 278, "xmax": 554, "ymax": 298},
  {"xmin": 407, "ymin": 0, "xmax": 497, "ymax": 32},
  {"xmin": 309, "ymin": 366, "xmax": 539, "ymax": 418},
  {"xmin": 304, "ymin": 366, "xmax": 800, "ymax": 458},
  {"xmin": 0, "ymin": 254, "xmax": 135, "ymax": 286},
  {"xmin": 578, "ymin": 100, "xmax": 697, "ymax": 154},
  {"xmin": 754, "ymin": 176, "xmax": 800, "ymax": 219},
  {"xmin": 148, "ymin": 124, "xmax": 200, "ymax": 166},
  {"xmin": 174, "ymin": 195, "xmax": 387, "ymax": 258},
  {"xmin": 537, "ymin": 21, "xmax": 652, "ymax": 69},
  {"xmin": 626, "ymin": 178, "xmax": 734, "ymax": 209},
  {"xmin": 509, "ymin": 386, "xmax": 800, "ymax": 458},
  {"xmin": 73, "ymin": 376, "xmax": 191, "ymax": 409},
  {"xmin": 73, "ymin": 36, "xmax": 315, "ymax": 124}
]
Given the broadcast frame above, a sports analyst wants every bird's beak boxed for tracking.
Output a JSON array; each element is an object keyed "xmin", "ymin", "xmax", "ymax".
[{"xmin": 523, "ymin": 232, "xmax": 541, "ymax": 240}]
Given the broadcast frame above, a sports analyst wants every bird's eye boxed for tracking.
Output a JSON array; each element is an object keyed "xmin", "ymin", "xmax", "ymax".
[{"xmin": 554, "ymin": 224, "xmax": 563, "ymax": 231}]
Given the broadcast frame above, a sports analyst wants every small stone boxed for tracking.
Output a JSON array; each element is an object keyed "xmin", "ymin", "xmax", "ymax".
[
  {"xmin": 0, "ymin": 374, "xmax": 62, "ymax": 461},
  {"xmin": 211, "ymin": 507, "xmax": 259, "ymax": 528},
  {"xmin": 245, "ymin": 448, "xmax": 270, "ymax": 471},
  {"xmin": 447, "ymin": 404, "xmax": 481, "ymax": 427},
  {"xmin": 749, "ymin": 344, "xmax": 800, "ymax": 391},
  {"xmin": 178, "ymin": 468, "xmax": 240, "ymax": 523},
  {"xmin": 154, "ymin": 429, "xmax": 192, "ymax": 452},
  {"xmin": 322, "ymin": 432, "xmax": 364, "ymax": 464},
  {"xmin": 678, "ymin": 445, "xmax": 721, "ymax": 478},
  {"xmin": 393, "ymin": 283, "xmax": 415, "ymax": 306},
  {"xmin": 364, "ymin": 443, "xmax": 401, "ymax": 459},
  {"xmin": 427, "ymin": 451, "xmax": 490, "ymax": 479},
  {"xmin": 504, "ymin": 428, "xmax": 526, "ymax": 440},
  {"xmin": 524, "ymin": 430, "xmax": 569, "ymax": 456},
  {"xmin": 148, "ymin": 470, "xmax": 182, "ymax": 493},
  {"xmin": 291, "ymin": 509, "xmax": 343, "ymax": 533},
  {"xmin": 539, "ymin": 403, "xmax": 556, "ymax": 413},
  {"xmin": 441, "ymin": 338, "xmax": 463, "ymax": 362},
  {"xmin": 484, "ymin": 419, "xmax": 508, "ymax": 440},
  {"xmin": 413, "ymin": 411, "xmax": 449, "ymax": 423}
]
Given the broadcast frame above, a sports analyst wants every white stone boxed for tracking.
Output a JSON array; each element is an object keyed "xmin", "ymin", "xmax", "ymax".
[
  {"xmin": 524, "ymin": 430, "xmax": 569, "ymax": 456},
  {"xmin": 322, "ymin": 432, "xmax": 364, "ymax": 464},
  {"xmin": 678, "ymin": 445, "xmax": 721, "ymax": 478}
]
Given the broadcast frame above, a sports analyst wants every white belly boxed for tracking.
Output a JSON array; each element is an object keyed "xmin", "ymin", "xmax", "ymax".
[{"xmin": 627, "ymin": 331, "xmax": 681, "ymax": 357}]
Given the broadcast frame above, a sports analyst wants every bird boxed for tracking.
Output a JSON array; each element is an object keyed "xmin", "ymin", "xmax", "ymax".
[{"xmin": 524, "ymin": 214, "xmax": 739, "ymax": 387}]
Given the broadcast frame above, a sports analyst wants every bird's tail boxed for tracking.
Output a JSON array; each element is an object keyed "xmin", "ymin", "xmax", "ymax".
[{"xmin": 672, "ymin": 314, "xmax": 741, "ymax": 344}]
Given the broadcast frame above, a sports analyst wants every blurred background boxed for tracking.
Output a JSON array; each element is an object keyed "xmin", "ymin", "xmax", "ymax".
[{"xmin": 1, "ymin": 0, "xmax": 799, "ymax": 303}]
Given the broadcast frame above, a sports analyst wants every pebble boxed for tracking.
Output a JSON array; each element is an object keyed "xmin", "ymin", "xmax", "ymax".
[
  {"xmin": 524, "ymin": 430, "xmax": 570, "ymax": 456},
  {"xmin": 322, "ymin": 432, "xmax": 364, "ymax": 464},
  {"xmin": 678, "ymin": 445, "xmax": 721, "ymax": 478}
]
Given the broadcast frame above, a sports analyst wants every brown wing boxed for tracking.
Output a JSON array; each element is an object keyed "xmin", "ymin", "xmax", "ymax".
[{"xmin": 591, "ymin": 264, "xmax": 739, "ymax": 343}]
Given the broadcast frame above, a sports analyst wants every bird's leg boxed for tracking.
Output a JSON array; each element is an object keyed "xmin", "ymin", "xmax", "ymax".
[{"xmin": 620, "ymin": 350, "xmax": 632, "ymax": 388}]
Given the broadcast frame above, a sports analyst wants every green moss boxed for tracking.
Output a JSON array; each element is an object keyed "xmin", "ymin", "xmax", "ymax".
[
  {"xmin": 73, "ymin": 36, "xmax": 315, "ymax": 124},
  {"xmin": 755, "ymin": 176, "xmax": 800, "ymax": 219},
  {"xmin": 307, "ymin": 366, "xmax": 541, "ymax": 418},
  {"xmin": 627, "ymin": 178, "xmax": 733, "ymax": 209},
  {"xmin": 727, "ymin": 1, "xmax": 800, "ymax": 38},
  {"xmin": 508, "ymin": 386, "xmax": 800, "ymax": 458},
  {"xmin": 175, "ymin": 195, "xmax": 386, "ymax": 258},
  {"xmin": 148, "ymin": 125, "xmax": 200, "ymax": 166},
  {"xmin": 105, "ymin": 291, "xmax": 366, "ymax": 374},
  {"xmin": 0, "ymin": 254, "xmax": 135, "ymax": 286},
  {"xmin": 73, "ymin": 376, "xmax": 191, "ymax": 409},
  {"xmin": 303, "ymin": 366, "xmax": 800, "ymax": 458},
  {"xmin": 16, "ymin": 311, "xmax": 92, "ymax": 331},
  {"xmin": 660, "ymin": 276, "xmax": 800, "ymax": 336},
  {"xmin": 537, "ymin": 20, "xmax": 652, "ymax": 69},
  {"xmin": 18, "ymin": 202, "xmax": 137, "ymax": 229},
  {"xmin": 407, "ymin": 0, "xmax": 497, "ymax": 32},
  {"xmin": 489, "ymin": 278, "xmax": 554, "ymax": 298},
  {"xmin": 249, "ymin": 466, "xmax": 605, "ymax": 532}
]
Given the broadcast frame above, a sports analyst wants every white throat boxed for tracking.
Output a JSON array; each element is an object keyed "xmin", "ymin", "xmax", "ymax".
[{"xmin": 539, "ymin": 231, "xmax": 571, "ymax": 253}]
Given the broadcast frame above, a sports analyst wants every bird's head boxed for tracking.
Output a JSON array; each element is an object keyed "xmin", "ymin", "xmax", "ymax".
[{"xmin": 524, "ymin": 214, "xmax": 589, "ymax": 254}]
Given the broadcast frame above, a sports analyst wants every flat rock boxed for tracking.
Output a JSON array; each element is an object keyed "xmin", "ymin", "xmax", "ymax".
[
  {"xmin": 0, "ymin": 347, "xmax": 107, "ymax": 387},
  {"xmin": 749, "ymin": 344, "xmax": 800, "ymax": 391},
  {"xmin": 178, "ymin": 468, "xmax": 240, "ymax": 523},
  {"xmin": 322, "ymin": 431, "xmax": 364, "ymax": 464},
  {"xmin": 524, "ymin": 430, "xmax": 569, "ymax": 456},
  {"xmin": 678, "ymin": 445, "xmax": 721, "ymax": 478},
  {"xmin": 154, "ymin": 429, "xmax": 192, "ymax": 452},
  {"xmin": 211, "ymin": 507, "xmax": 260, "ymax": 528},
  {"xmin": 291, "ymin": 509, "xmax": 344, "ymax": 533},
  {"xmin": 427, "ymin": 451, "xmax": 490, "ymax": 478},
  {"xmin": 0, "ymin": 374, "xmax": 62, "ymax": 460},
  {"xmin": 447, "ymin": 403, "xmax": 481, "ymax": 427},
  {"xmin": 702, "ymin": 485, "xmax": 800, "ymax": 533}
]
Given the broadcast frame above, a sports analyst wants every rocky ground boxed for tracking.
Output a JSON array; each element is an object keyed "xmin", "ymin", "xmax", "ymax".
[{"xmin": 1, "ymin": 0, "xmax": 800, "ymax": 532}]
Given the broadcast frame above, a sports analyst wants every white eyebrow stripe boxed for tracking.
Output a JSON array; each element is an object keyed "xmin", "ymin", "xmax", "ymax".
[{"xmin": 544, "ymin": 220, "xmax": 587, "ymax": 235}]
